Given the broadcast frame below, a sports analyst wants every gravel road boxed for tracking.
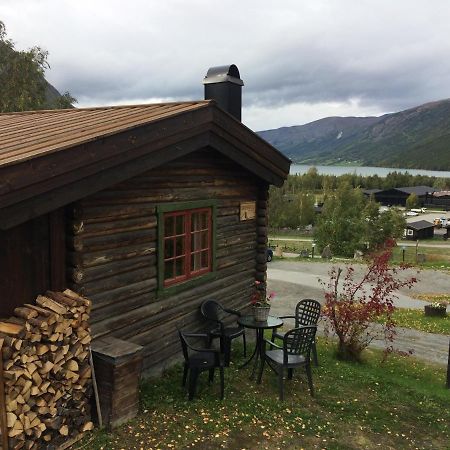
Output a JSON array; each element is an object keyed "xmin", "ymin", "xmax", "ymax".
[{"xmin": 266, "ymin": 260, "xmax": 450, "ymax": 365}]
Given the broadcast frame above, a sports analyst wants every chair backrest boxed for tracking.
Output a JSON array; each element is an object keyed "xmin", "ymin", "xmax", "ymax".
[
  {"xmin": 283, "ymin": 325, "xmax": 317, "ymax": 362},
  {"xmin": 200, "ymin": 299, "xmax": 225, "ymax": 323},
  {"xmin": 295, "ymin": 299, "xmax": 321, "ymax": 327},
  {"xmin": 178, "ymin": 330, "xmax": 190, "ymax": 362}
]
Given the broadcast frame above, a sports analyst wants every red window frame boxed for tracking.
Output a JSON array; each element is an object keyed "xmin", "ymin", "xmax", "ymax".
[{"xmin": 163, "ymin": 207, "xmax": 212, "ymax": 287}]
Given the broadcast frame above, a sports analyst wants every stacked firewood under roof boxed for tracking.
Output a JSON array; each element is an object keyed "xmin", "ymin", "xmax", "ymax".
[{"xmin": 0, "ymin": 289, "xmax": 93, "ymax": 450}]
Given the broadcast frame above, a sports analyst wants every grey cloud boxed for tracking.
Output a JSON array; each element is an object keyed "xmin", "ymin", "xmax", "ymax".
[{"xmin": 2, "ymin": 0, "xmax": 450, "ymax": 127}]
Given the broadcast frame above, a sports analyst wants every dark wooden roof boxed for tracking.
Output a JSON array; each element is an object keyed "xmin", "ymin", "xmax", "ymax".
[
  {"xmin": 0, "ymin": 101, "xmax": 290, "ymax": 229},
  {"xmin": 396, "ymin": 186, "xmax": 435, "ymax": 196},
  {"xmin": 406, "ymin": 220, "xmax": 434, "ymax": 230}
]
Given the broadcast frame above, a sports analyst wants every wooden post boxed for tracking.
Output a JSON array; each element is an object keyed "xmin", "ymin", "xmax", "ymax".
[
  {"xmin": 0, "ymin": 339, "xmax": 10, "ymax": 450},
  {"xmin": 446, "ymin": 339, "xmax": 450, "ymax": 389}
]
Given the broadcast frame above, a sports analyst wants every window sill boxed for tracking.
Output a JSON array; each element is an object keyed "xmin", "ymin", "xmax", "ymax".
[{"xmin": 156, "ymin": 270, "xmax": 217, "ymax": 299}]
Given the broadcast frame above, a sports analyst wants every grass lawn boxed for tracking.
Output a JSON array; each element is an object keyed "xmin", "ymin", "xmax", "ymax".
[
  {"xmin": 75, "ymin": 341, "xmax": 450, "ymax": 450},
  {"xmin": 376, "ymin": 308, "xmax": 450, "ymax": 335},
  {"xmin": 390, "ymin": 245, "xmax": 450, "ymax": 269}
]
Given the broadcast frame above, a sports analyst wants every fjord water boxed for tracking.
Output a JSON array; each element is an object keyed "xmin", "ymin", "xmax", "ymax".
[{"xmin": 290, "ymin": 164, "xmax": 450, "ymax": 178}]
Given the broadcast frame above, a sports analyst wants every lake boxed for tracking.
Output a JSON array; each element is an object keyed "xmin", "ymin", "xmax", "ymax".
[{"xmin": 290, "ymin": 164, "xmax": 450, "ymax": 178}]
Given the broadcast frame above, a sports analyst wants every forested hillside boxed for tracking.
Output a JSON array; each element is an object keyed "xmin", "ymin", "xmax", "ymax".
[{"xmin": 259, "ymin": 100, "xmax": 450, "ymax": 171}]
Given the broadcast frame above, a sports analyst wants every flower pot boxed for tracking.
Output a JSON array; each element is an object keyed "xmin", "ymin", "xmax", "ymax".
[
  {"xmin": 424, "ymin": 305, "xmax": 447, "ymax": 317},
  {"xmin": 253, "ymin": 306, "xmax": 270, "ymax": 322}
]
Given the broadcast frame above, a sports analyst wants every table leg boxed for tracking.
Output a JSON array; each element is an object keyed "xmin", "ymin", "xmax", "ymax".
[
  {"xmin": 238, "ymin": 329, "xmax": 259, "ymax": 369},
  {"xmin": 250, "ymin": 329, "xmax": 264, "ymax": 380}
]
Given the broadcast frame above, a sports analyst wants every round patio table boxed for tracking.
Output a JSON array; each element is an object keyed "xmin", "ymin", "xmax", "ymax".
[{"xmin": 237, "ymin": 315, "xmax": 283, "ymax": 379}]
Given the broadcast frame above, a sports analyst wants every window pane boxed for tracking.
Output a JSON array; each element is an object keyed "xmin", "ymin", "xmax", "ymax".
[
  {"xmin": 164, "ymin": 216, "xmax": 175, "ymax": 237},
  {"xmin": 191, "ymin": 231, "xmax": 201, "ymax": 252},
  {"xmin": 175, "ymin": 257, "xmax": 185, "ymax": 277},
  {"xmin": 201, "ymin": 251, "xmax": 209, "ymax": 268},
  {"xmin": 164, "ymin": 261, "xmax": 174, "ymax": 280},
  {"xmin": 201, "ymin": 231, "xmax": 209, "ymax": 250},
  {"xmin": 191, "ymin": 252, "xmax": 201, "ymax": 271},
  {"xmin": 175, "ymin": 236, "xmax": 185, "ymax": 256},
  {"xmin": 164, "ymin": 239, "xmax": 174, "ymax": 258},
  {"xmin": 200, "ymin": 212, "xmax": 208, "ymax": 229},
  {"xmin": 191, "ymin": 212, "xmax": 201, "ymax": 232},
  {"xmin": 176, "ymin": 215, "xmax": 185, "ymax": 235}
]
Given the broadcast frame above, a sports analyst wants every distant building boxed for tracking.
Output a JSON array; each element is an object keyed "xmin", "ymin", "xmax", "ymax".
[
  {"xmin": 363, "ymin": 186, "xmax": 434, "ymax": 206},
  {"xmin": 425, "ymin": 191, "xmax": 450, "ymax": 210},
  {"xmin": 404, "ymin": 220, "xmax": 434, "ymax": 240}
]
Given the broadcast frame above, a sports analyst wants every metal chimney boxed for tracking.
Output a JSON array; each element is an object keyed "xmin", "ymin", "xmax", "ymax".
[{"xmin": 203, "ymin": 64, "xmax": 244, "ymax": 121}]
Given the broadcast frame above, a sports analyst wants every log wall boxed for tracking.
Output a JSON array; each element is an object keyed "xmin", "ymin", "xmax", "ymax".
[{"xmin": 67, "ymin": 148, "xmax": 267, "ymax": 372}]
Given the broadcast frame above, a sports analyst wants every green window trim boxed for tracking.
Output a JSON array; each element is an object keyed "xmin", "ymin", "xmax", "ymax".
[{"xmin": 156, "ymin": 200, "xmax": 217, "ymax": 297}]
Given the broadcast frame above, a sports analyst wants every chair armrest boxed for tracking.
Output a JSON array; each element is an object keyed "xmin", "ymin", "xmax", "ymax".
[
  {"xmin": 189, "ymin": 346, "xmax": 221, "ymax": 354},
  {"xmin": 183, "ymin": 333, "xmax": 209, "ymax": 339},
  {"xmin": 182, "ymin": 333, "xmax": 219, "ymax": 353},
  {"xmin": 223, "ymin": 307, "xmax": 241, "ymax": 317},
  {"xmin": 277, "ymin": 315, "xmax": 296, "ymax": 320},
  {"xmin": 184, "ymin": 339, "xmax": 221, "ymax": 354},
  {"xmin": 263, "ymin": 338, "xmax": 283, "ymax": 350}
]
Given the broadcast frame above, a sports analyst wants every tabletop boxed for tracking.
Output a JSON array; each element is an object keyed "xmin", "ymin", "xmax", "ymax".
[{"xmin": 238, "ymin": 315, "xmax": 283, "ymax": 330}]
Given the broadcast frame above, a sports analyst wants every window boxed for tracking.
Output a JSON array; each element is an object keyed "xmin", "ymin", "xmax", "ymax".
[
  {"xmin": 157, "ymin": 201, "xmax": 216, "ymax": 292},
  {"xmin": 407, "ymin": 229, "xmax": 414, "ymax": 236}
]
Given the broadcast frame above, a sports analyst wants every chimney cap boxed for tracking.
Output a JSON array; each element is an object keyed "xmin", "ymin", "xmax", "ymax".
[{"xmin": 203, "ymin": 64, "xmax": 244, "ymax": 86}]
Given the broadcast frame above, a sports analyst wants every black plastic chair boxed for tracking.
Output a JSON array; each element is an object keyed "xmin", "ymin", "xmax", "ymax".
[
  {"xmin": 258, "ymin": 325, "xmax": 317, "ymax": 401},
  {"xmin": 179, "ymin": 330, "xmax": 224, "ymax": 400},
  {"xmin": 200, "ymin": 299, "xmax": 246, "ymax": 366},
  {"xmin": 271, "ymin": 299, "xmax": 321, "ymax": 366}
]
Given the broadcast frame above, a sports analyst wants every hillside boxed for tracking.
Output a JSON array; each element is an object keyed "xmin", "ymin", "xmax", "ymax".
[{"xmin": 258, "ymin": 99, "xmax": 450, "ymax": 170}]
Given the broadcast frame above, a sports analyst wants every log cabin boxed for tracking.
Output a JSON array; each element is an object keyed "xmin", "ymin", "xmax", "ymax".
[{"xmin": 0, "ymin": 65, "xmax": 290, "ymax": 375}]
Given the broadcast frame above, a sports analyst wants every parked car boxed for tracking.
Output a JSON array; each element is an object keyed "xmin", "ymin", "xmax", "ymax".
[
  {"xmin": 434, "ymin": 217, "xmax": 448, "ymax": 228},
  {"xmin": 266, "ymin": 248, "xmax": 273, "ymax": 262},
  {"xmin": 406, "ymin": 211, "xmax": 419, "ymax": 216}
]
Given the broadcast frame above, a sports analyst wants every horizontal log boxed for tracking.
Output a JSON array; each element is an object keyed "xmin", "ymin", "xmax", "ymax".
[
  {"xmin": 90, "ymin": 279, "xmax": 157, "ymax": 311},
  {"xmin": 68, "ymin": 254, "xmax": 155, "ymax": 284},
  {"xmin": 78, "ymin": 266, "xmax": 157, "ymax": 296},
  {"xmin": 70, "ymin": 202, "xmax": 156, "ymax": 222},
  {"xmin": 217, "ymin": 221, "xmax": 256, "ymax": 237},
  {"xmin": 257, "ymin": 235, "xmax": 268, "ymax": 244},
  {"xmin": 68, "ymin": 241, "xmax": 156, "ymax": 268},
  {"xmin": 70, "ymin": 215, "xmax": 157, "ymax": 238},
  {"xmin": 255, "ymin": 271, "xmax": 266, "ymax": 283},
  {"xmin": 217, "ymin": 232, "xmax": 256, "ymax": 249},
  {"xmin": 90, "ymin": 291, "xmax": 156, "ymax": 324},
  {"xmin": 68, "ymin": 228, "xmax": 156, "ymax": 252},
  {"xmin": 119, "ymin": 175, "xmax": 255, "ymax": 190},
  {"xmin": 217, "ymin": 206, "xmax": 240, "ymax": 217},
  {"xmin": 217, "ymin": 243, "xmax": 255, "ymax": 259},
  {"xmin": 256, "ymin": 217, "xmax": 266, "ymax": 226},
  {"xmin": 255, "ymin": 263, "xmax": 267, "ymax": 272},
  {"xmin": 82, "ymin": 185, "xmax": 257, "ymax": 204},
  {"xmin": 217, "ymin": 251, "xmax": 256, "ymax": 270},
  {"xmin": 216, "ymin": 215, "xmax": 240, "ymax": 227}
]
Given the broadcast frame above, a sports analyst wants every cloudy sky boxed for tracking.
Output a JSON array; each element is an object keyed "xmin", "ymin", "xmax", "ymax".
[{"xmin": 1, "ymin": 0, "xmax": 450, "ymax": 130}]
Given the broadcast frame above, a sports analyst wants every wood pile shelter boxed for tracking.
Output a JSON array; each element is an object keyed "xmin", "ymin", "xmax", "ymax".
[
  {"xmin": 404, "ymin": 220, "xmax": 434, "ymax": 240},
  {"xmin": 0, "ymin": 65, "xmax": 291, "ymax": 375}
]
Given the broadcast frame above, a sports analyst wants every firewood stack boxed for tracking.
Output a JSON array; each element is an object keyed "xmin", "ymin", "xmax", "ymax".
[{"xmin": 0, "ymin": 289, "xmax": 94, "ymax": 450}]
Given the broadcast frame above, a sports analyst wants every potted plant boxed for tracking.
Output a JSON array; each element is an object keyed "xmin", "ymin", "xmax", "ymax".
[
  {"xmin": 250, "ymin": 281, "xmax": 275, "ymax": 322},
  {"xmin": 424, "ymin": 302, "xmax": 448, "ymax": 317}
]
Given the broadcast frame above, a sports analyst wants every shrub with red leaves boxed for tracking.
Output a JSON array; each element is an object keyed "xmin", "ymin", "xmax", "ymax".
[{"xmin": 321, "ymin": 240, "xmax": 418, "ymax": 361}]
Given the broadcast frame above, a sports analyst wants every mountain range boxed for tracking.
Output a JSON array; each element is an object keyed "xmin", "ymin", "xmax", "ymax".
[{"xmin": 257, "ymin": 99, "xmax": 450, "ymax": 171}]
